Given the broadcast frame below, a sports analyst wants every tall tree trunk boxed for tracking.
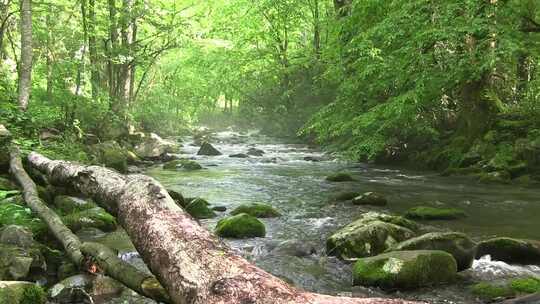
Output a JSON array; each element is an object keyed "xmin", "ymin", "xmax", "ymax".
[
  {"xmin": 75, "ymin": 0, "xmax": 88, "ymax": 96},
  {"xmin": 28, "ymin": 152, "xmax": 421, "ymax": 304},
  {"xmin": 88, "ymin": 0, "xmax": 99, "ymax": 100},
  {"xmin": 18, "ymin": 0, "xmax": 32, "ymax": 111},
  {"xmin": 0, "ymin": 0, "xmax": 13, "ymax": 60},
  {"xmin": 108, "ymin": 0, "xmax": 119, "ymax": 109},
  {"xmin": 312, "ymin": 0, "xmax": 321, "ymax": 58},
  {"xmin": 333, "ymin": 0, "xmax": 352, "ymax": 17}
]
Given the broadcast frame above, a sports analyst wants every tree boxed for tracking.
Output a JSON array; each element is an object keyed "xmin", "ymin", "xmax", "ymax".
[{"xmin": 18, "ymin": 0, "xmax": 32, "ymax": 111}]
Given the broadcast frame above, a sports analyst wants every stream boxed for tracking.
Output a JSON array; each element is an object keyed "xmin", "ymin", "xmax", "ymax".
[{"xmin": 87, "ymin": 130, "xmax": 540, "ymax": 304}]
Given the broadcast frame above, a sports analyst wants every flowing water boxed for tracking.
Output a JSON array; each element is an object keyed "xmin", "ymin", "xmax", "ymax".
[{"xmin": 93, "ymin": 130, "xmax": 540, "ymax": 303}]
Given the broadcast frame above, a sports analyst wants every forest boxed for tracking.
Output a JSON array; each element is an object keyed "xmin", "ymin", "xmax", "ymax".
[{"xmin": 0, "ymin": 0, "xmax": 539, "ymax": 304}]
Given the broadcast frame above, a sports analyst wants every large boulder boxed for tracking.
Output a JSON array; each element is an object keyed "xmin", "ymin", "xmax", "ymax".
[
  {"xmin": 90, "ymin": 141, "xmax": 128, "ymax": 173},
  {"xmin": 353, "ymin": 250, "xmax": 457, "ymax": 289},
  {"xmin": 326, "ymin": 213, "xmax": 416, "ymax": 259},
  {"xmin": 62, "ymin": 207, "xmax": 117, "ymax": 233},
  {"xmin": 215, "ymin": 213, "xmax": 266, "ymax": 239},
  {"xmin": 230, "ymin": 203, "xmax": 281, "ymax": 218},
  {"xmin": 184, "ymin": 198, "xmax": 216, "ymax": 219},
  {"xmin": 390, "ymin": 232, "xmax": 476, "ymax": 271},
  {"xmin": 405, "ymin": 206, "xmax": 467, "ymax": 220},
  {"xmin": 352, "ymin": 192, "xmax": 388, "ymax": 206},
  {"xmin": 0, "ymin": 281, "xmax": 46, "ymax": 304},
  {"xmin": 53, "ymin": 196, "xmax": 96, "ymax": 215},
  {"xmin": 197, "ymin": 142, "xmax": 222, "ymax": 156},
  {"xmin": 49, "ymin": 274, "xmax": 124, "ymax": 304},
  {"xmin": 476, "ymin": 237, "xmax": 540, "ymax": 265},
  {"xmin": 135, "ymin": 133, "xmax": 178, "ymax": 159},
  {"xmin": 0, "ymin": 244, "xmax": 46, "ymax": 280}
]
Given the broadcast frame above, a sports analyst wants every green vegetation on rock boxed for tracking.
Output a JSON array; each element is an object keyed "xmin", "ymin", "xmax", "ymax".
[
  {"xmin": 326, "ymin": 173, "xmax": 355, "ymax": 182},
  {"xmin": 62, "ymin": 207, "xmax": 117, "ymax": 233},
  {"xmin": 471, "ymin": 277, "xmax": 540, "ymax": 301},
  {"xmin": 0, "ymin": 204, "xmax": 46, "ymax": 237},
  {"xmin": 476, "ymin": 237, "xmax": 540, "ymax": 265},
  {"xmin": 0, "ymin": 282, "xmax": 46, "ymax": 304},
  {"xmin": 185, "ymin": 198, "xmax": 216, "ymax": 219},
  {"xmin": 215, "ymin": 213, "xmax": 266, "ymax": 239},
  {"xmin": 353, "ymin": 250, "xmax": 457, "ymax": 289},
  {"xmin": 230, "ymin": 203, "xmax": 281, "ymax": 218}
]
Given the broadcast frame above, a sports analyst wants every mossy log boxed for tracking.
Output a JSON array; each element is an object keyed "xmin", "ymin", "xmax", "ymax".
[
  {"xmin": 27, "ymin": 152, "xmax": 422, "ymax": 304},
  {"xmin": 9, "ymin": 147, "xmax": 169, "ymax": 303}
]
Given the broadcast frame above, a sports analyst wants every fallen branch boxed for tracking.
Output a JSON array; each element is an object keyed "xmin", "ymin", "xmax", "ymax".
[
  {"xmin": 28, "ymin": 151, "xmax": 423, "ymax": 304},
  {"xmin": 9, "ymin": 147, "xmax": 169, "ymax": 303}
]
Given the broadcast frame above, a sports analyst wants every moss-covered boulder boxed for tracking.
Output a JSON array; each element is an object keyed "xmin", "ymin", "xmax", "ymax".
[
  {"xmin": 0, "ymin": 281, "xmax": 46, "ymax": 304},
  {"xmin": 471, "ymin": 277, "xmax": 540, "ymax": 301},
  {"xmin": 230, "ymin": 203, "xmax": 281, "ymax": 218},
  {"xmin": 0, "ymin": 178, "xmax": 18, "ymax": 192},
  {"xmin": 167, "ymin": 189, "xmax": 186, "ymax": 207},
  {"xmin": 0, "ymin": 204, "xmax": 46, "ymax": 237},
  {"xmin": 90, "ymin": 141, "xmax": 128, "ymax": 173},
  {"xmin": 476, "ymin": 237, "xmax": 540, "ymax": 265},
  {"xmin": 0, "ymin": 225, "xmax": 35, "ymax": 249},
  {"xmin": 0, "ymin": 244, "xmax": 46, "ymax": 280},
  {"xmin": 215, "ymin": 213, "xmax": 266, "ymax": 239},
  {"xmin": 405, "ymin": 206, "xmax": 467, "ymax": 220},
  {"xmin": 331, "ymin": 191, "xmax": 361, "ymax": 202},
  {"xmin": 326, "ymin": 215, "xmax": 416, "ymax": 259},
  {"xmin": 352, "ymin": 250, "xmax": 457, "ymax": 289},
  {"xmin": 197, "ymin": 142, "xmax": 222, "ymax": 156},
  {"xmin": 53, "ymin": 196, "xmax": 96, "ymax": 215},
  {"xmin": 352, "ymin": 192, "xmax": 388, "ymax": 206},
  {"xmin": 185, "ymin": 198, "xmax": 216, "ymax": 219},
  {"xmin": 62, "ymin": 207, "xmax": 117, "ymax": 233},
  {"xmin": 326, "ymin": 172, "xmax": 355, "ymax": 182},
  {"xmin": 390, "ymin": 232, "xmax": 476, "ymax": 271}
]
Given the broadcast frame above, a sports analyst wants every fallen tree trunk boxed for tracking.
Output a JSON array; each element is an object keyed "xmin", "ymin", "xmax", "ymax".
[
  {"xmin": 9, "ymin": 147, "xmax": 169, "ymax": 303},
  {"xmin": 28, "ymin": 152, "xmax": 423, "ymax": 304}
]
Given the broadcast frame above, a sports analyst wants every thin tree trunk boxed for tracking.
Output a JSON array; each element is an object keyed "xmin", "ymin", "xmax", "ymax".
[
  {"xmin": 88, "ymin": 0, "xmax": 99, "ymax": 100},
  {"xmin": 9, "ymin": 147, "xmax": 169, "ymax": 303},
  {"xmin": 75, "ymin": 0, "xmax": 89, "ymax": 96},
  {"xmin": 27, "ymin": 152, "xmax": 422, "ymax": 304},
  {"xmin": 18, "ymin": 0, "xmax": 32, "ymax": 111}
]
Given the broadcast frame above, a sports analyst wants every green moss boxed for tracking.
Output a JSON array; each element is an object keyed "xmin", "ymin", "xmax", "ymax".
[
  {"xmin": 353, "ymin": 250, "xmax": 457, "ymax": 289},
  {"xmin": 62, "ymin": 207, "xmax": 117, "ymax": 232},
  {"xmin": 326, "ymin": 172, "xmax": 355, "ymax": 182},
  {"xmin": 471, "ymin": 282, "xmax": 514, "ymax": 300},
  {"xmin": 510, "ymin": 277, "xmax": 540, "ymax": 294},
  {"xmin": 20, "ymin": 285, "xmax": 46, "ymax": 304},
  {"xmin": 230, "ymin": 203, "xmax": 281, "ymax": 218},
  {"xmin": 215, "ymin": 213, "xmax": 266, "ymax": 239},
  {"xmin": 185, "ymin": 198, "xmax": 216, "ymax": 219},
  {"xmin": 405, "ymin": 206, "xmax": 467, "ymax": 220}
]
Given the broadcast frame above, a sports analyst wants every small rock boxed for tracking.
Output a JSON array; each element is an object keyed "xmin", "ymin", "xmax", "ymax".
[
  {"xmin": 331, "ymin": 191, "xmax": 361, "ymax": 202},
  {"xmin": 303, "ymin": 156, "xmax": 322, "ymax": 162},
  {"xmin": 476, "ymin": 237, "xmax": 540, "ymax": 265},
  {"xmin": 215, "ymin": 213, "xmax": 266, "ymax": 239},
  {"xmin": 247, "ymin": 148, "xmax": 265, "ymax": 156},
  {"xmin": 352, "ymin": 192, "xmax": 388, "ymax": 206},
  {"xmin": 212, "ymin": 206, "xmax": 227, "ymax": 212},
  {"xmin": 229, "ymin": 153, "xmax": 249, "ymax": 158},
  {"xmin": 271, "ymin": 240, "xmax": 316, "ymax": 257},
  {"xmin": 0, "ymin": 225, "xmax": 35, "ymax": 248},
  {"xmin": 197, "ymin": 142, "xmax": 222, "ymax": 156},
  {"xmin": 326, "ymin": 172, "xmax": 355, "ymax": 182},
  {"xmin": 353, "ymin": 250, "xmax": 457, "ymax": 289}
]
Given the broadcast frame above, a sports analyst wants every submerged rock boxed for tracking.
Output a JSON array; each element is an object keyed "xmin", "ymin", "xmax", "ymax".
[
  {"xmin": 353, "ymin": 250, "xmax": 457, "ymax": 289},
  {"xmin": 271, "ymin": 240, "xmax": 316, "ymax": 257},
  {"xmin": 326, "ymin": 214, "xmax": 416, "ymax": 259},
  {"xmin": 331, "ymin": 191, "xmax": 361, "ymax": 202},
  {"xmin": 197, "ymin": 142, "xmax": 222, "ymax": 156},
  {"xmin": 390, "ymin": 232, "xmax": 476, "ymax": 271},
  {"xmin": 212, "ymin": 206, "xmax": 227, "ymax": 212},
  {"xmin": 247, "ymin": 148, "xmax": 265, "ymax": 156},
  {"xmin": 230, "ymin": 203, "xmax": 281, "ymax": 218},
  {"xmin": 185, "ymin": 198, "xmax": 216, "ymax": 219},
  {"xmin": 229, "ymin": 153, "xmax": 249, "ymax": 158},
  {"xmin": 405, "ymin": 206, "xmax": 467, "ymax": 220},
  {"xmin": 215, "ymin": 213, "xmax": 266, "ymax": 239},
  {"xmin": 326, "ymin": 172, "xmax": 355, "ymax": 182},
  {"xmin": 163, "ymin": 159, "xmax": 202, "ymax": 171},
  {"xmin": 352, "ymin": 192, "xmax": 388, "ymax": 206},
  {"xmin": 0, "ymin": 281, "xmax": 46, "ymax": 304},
  {"xmin": 476, "ymin": 237, "xmax": 540, "ymax": 265}
]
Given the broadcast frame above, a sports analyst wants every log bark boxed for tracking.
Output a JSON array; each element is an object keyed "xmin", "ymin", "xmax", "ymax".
[
  {"xmin": 18, "ymin": 0, "xmax": 32, "ymax": 111},
  {"xmin": 28, "ymin": 152, "xmax": 424, "ymax": 304},
  {"xmin": 9, "ymin": 147, "xmax": 169, "ymax": 303}
]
